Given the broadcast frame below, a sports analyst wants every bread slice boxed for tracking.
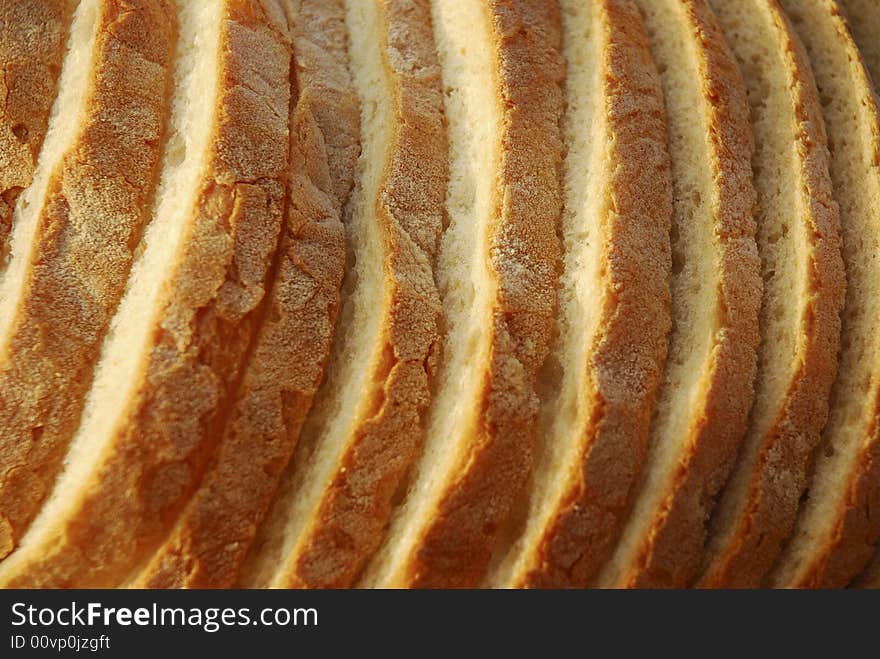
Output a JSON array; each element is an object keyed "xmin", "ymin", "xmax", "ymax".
[
  {"xmin": 769, "ymin": 0, "xmax": 880, "ymax": 588},
  {"xmin": 285, "ymin": 0, "xmax": 361, "ymax": 217},
  {"xmin": 0, "ymin": 0, "xmax": 175, "ymax": 559},
  {"xmin": 0, "ymin": 0, "xmax": 291, "ymax": 588},
  {"xmin": 238, "ymin": 0, "xmax": 446, "ymax": 589},
  {"xmin": 135, "ymin": 0, "xmax": 355, "ymax": 588},
  {"xmin": 596, "ymin": 0, "xmax": 761, "ymax": 588},
  {"xmin": 839, "ymin": 0, "xmax": 880, "ymax": 86},
  {"xmin": 485, "ymin": 0, "xmax": 672, "ymax": 589},
  {"xmin": 0, "ymin": 0, "xmax": 74, "ymax": 258},
  {"xmin": 697, "ymin": 0, "xmax": 845, "ymax": 588},
  {"xmin": 359, "ymin": 0, "xmax": 564, "ymax": 589}
]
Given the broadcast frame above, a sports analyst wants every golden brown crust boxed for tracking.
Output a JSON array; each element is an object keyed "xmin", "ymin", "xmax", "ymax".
[
  {"xmin": 804, "ymin": 436, "xmax": 880, "ymax": 587},
  {"xmin": 510, "ymin": 0, "xmax": 672, "ymax": 588},
  {"xmin": 770, "ymin": 0, "xmax": 880, "ymax": 589},
  {"xmin": 286, "ymin": 0, "xmax": 359, "ymax": 215},
  {"xmin": 0, "ymin": 0, "xmax": 175, "ymax": 559},
  {"xmin": 0, "ymin": 0, "xmax": 291, "ymax": 587},
  {"xmin": 610, "ymin": 0, "xmax": 761, "ymax": 588},
  {"xmin": 269, "ymin": 0, "xmax": 447, "ymax": 588},
  {"xmin": 698, "ymin": 0, "xmax": 845, "ymax": 588},
  {"xmin": 385, "ymin": 0, "xmax": 564, "ymax": 589},
  {"xmin": 136, "ymin": 0, "xmax": 354, "ymax": 589},
  {"xmin": 0, "ymin": 0, "xmax": 74, "ymax": 257},
  {"xmin": 798, "ymin": 1, "xmax": 880, "ymax": 591}
]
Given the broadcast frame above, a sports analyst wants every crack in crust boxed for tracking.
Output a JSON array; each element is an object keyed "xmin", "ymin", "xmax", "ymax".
[
  {"xmin": 0, "ymin": 0, "xmax": 176, "ymax": 560},
  {"xmin": 135, "ymin": 0, "xmax": 353, "ymax": 589}
]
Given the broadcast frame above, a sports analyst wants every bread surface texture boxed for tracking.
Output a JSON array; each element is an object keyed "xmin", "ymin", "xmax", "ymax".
[
  {"xmin": 136, "ymin": 0, "xmax": 354, "ymax": 589},
  {"xmin": 1, "ymin": 0, "xmax": 878, "ymax": 591},
  {"xmin": 769, "ymin": 0, "xmax": 880, "ymax": 588},
  {"xmin": 0, "ymin": 0, "xmax": 74, "ymax": 257},
  {"xmin": 0, "ymin": 0, "xmax": 291, "ymax": 588},
  {"xmin": 597, "ymin": 0, "xmax": 761, "ymax": 589},
  {"xmin": 698, "ymin": 0, "xmax": 845, "ymax": 588},
  {"xmin": 0, "ymin": 0, "xmax": 175, "ymax": 559},
  {"xmin": 237, "ymin": 0, "xmax": 445, "ymax": 589},
  {"xmin": 359, "ymin": 0, "xmax": 564, "ymax": 588},
  {"xmin": 487, "ymin": 0, "xmax": 672, "ymax": 589}
]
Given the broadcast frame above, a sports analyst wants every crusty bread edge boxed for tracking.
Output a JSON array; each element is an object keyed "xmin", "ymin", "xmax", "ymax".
[
  {"xmin": 772, "ymin": 0, "xmax": 880, "ymax": 589},
  {"xmin": 387, "ymin": 0, "xmax": 564, "ymax": 588},
  {"xmin": 271, "ymin": 0, "xmax": 447, "ymax": 588},
  {"xmin": 0, "ymin": 0, "xmax": 291, "ymax": 587},
  {"xmin": 510, "ymin": 0, "xmax": 672, "ymax": 588},
  {"xmin": 136, "ymin": 1, "xmax": 352, "ymax": 588},
  {"xmin": 697, "ymin": 0, "xmax": 845, "ymax": 588},
  {"xmin": 616, "ymin": 0, "xmax": 761, "ymax": 588},
  {"xmin": 0, "ymin": 0, "xmax": 176, "ymax": 559}
]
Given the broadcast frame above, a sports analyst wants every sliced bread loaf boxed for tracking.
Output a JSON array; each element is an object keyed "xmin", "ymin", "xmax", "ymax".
[
  {"xmin": 0, "ymin": 0, "xmax": 174, "ymax": 559},
  {"xmin": 486, "ymin": 0, "xmax": 673, "ymax": 589},
  {"xmin": 360, "ymin": 0, "xmax": 564, "ymax": 588},
  {"xmin": 0, "ymin": 0, "xmax": 291, "ymax": 587},
  {"xmin": 698, "ymin": 0, "xmax": 845, "ymax": 588},
  {"xmin": 769, "ymin": 0, "xmax": 880, "ymax": 588},
  {"xmin": 239, "ymin": 0, "xmax": 446, "ymax": 589},
  {"xmin": 597, "ymin": 0, "xmax": 761, "ymax": 588},
  {"xmin": 135, "ymin": 0, "xmax": 355, "ymax": 588},
  {"xmin": 0, "ymin": 0, "xmax": 74, "ymax": 257}
]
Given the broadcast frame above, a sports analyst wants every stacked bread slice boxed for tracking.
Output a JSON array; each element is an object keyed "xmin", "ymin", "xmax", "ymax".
[
  {"xmin": 596, "ymin": 0, "xmax": 761, "ymax": 588},
  {"xmin": 240, "ymin": 0, "xmax": 446, "ymax": 589},
  {"xmin": 358, "ymin": 0, "xmax": 564, "ymax": 588},
  {"xmin": 0, "ymin": 0, "xmax": 74, "ymax": 258},
  {"xmin": 485, "ymin": 0, "xmax": 672, "ymax": 589},
  {"xmin": 0, "ymin": 0, "xmax": 291, "ymax": 587},
  {"xmin": 0, "ymin": 0, "xmax": 175, "ymax": 562},
  {"xmin": 697, "ymin": 0, "xmax": 845, "ymax": 588},
  {"xmin": 767, "ymin": 0, "xmax": 880, "ymax": 589},
  {"xmin": 134, "ymin": 0, "xmax": 354, "ymax": 589},
  {"xmin": 1, "ymin": 0, "xmax": 880, "ymax": 589}
]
